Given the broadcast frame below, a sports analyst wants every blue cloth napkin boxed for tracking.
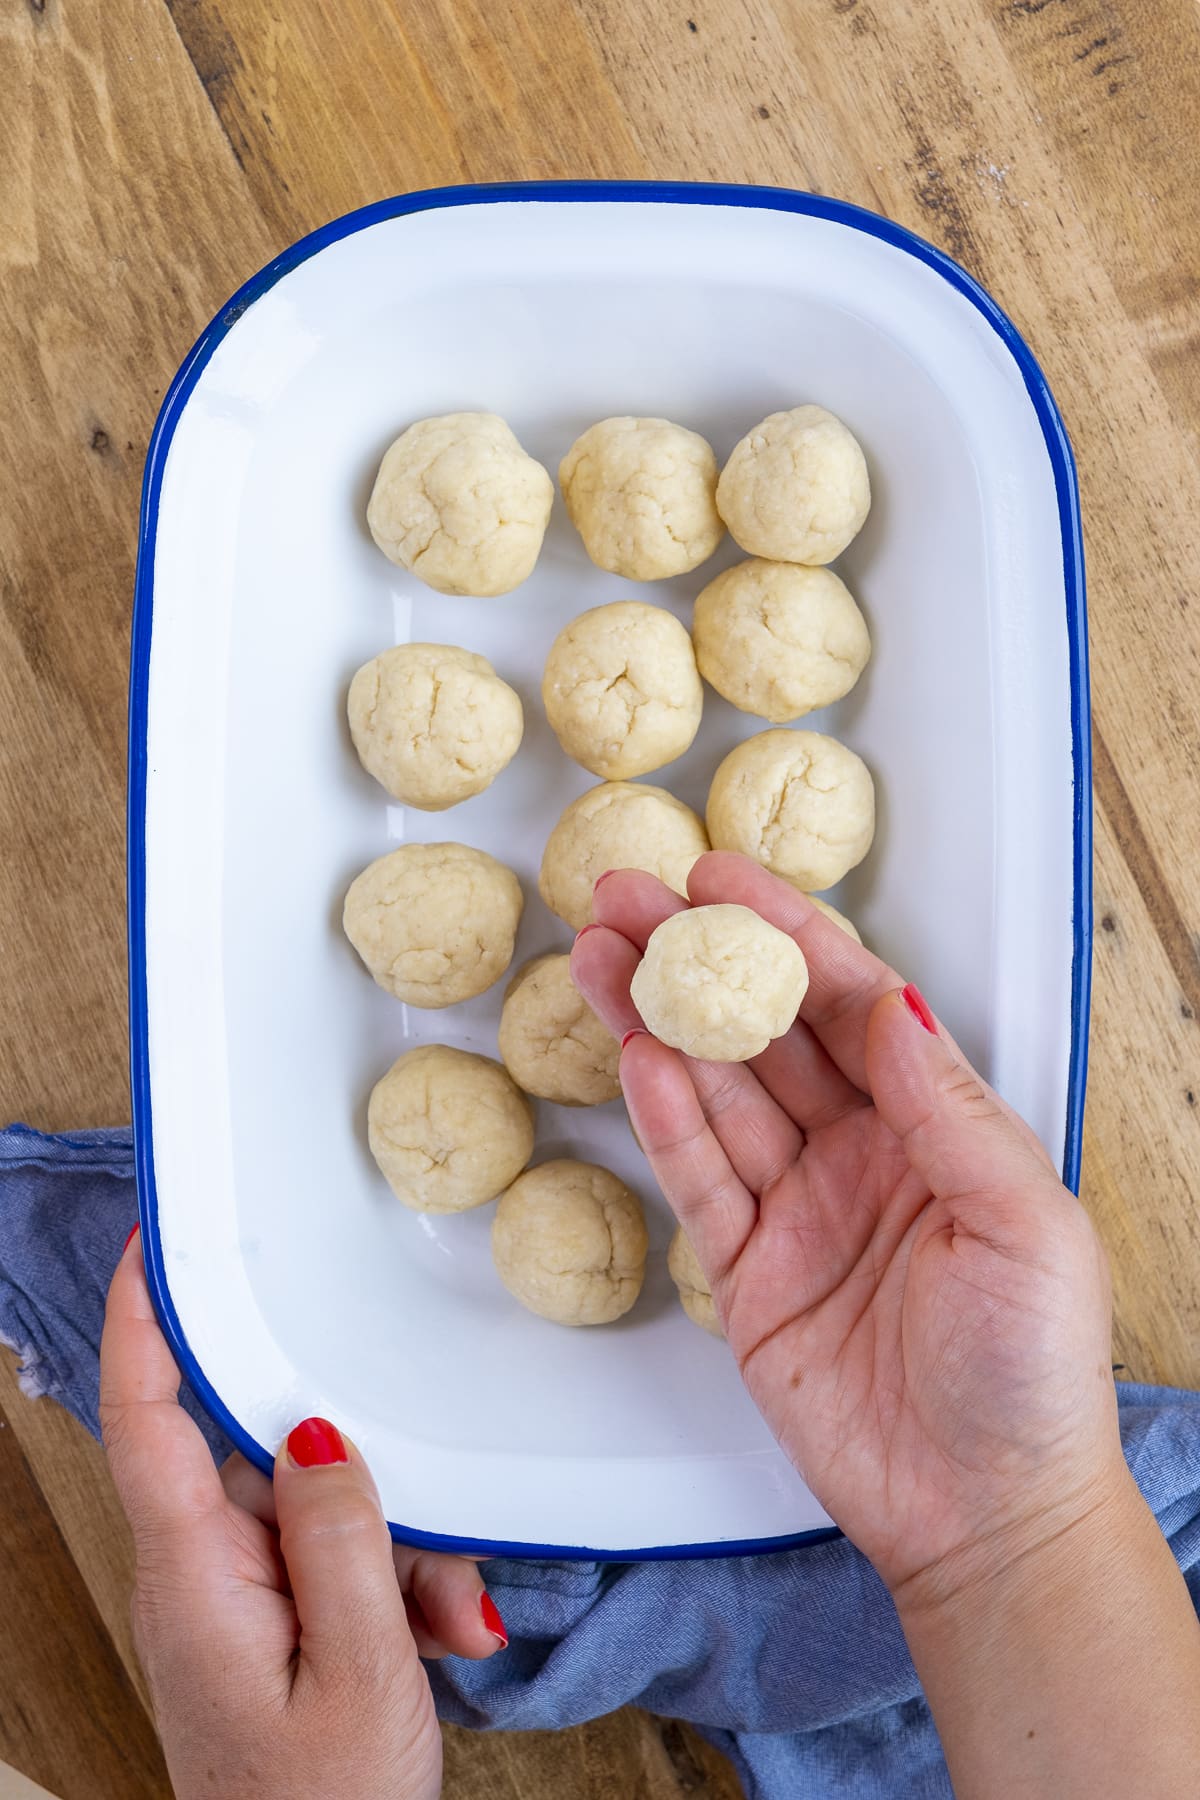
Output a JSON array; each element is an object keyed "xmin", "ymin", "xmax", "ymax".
[{"xmin": 5, "ymin": 1122, "xmax": 1200, "ymax": 1799}]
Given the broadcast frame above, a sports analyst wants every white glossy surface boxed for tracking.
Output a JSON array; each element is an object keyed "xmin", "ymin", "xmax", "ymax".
[{"xmin": 142, "ymin": 196, "xmax": 1075, "ymax": 1553}]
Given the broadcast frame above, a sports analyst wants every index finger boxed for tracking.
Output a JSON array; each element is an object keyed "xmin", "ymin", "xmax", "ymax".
[{"xmin": 99, "ymin": 1231, "xmax": 226, "ymax": 1548}]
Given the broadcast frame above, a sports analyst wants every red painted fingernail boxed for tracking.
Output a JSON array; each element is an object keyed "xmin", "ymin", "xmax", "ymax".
[
  {"xmin": 122, "ymin": 1222, "xmax": 140, "ymax": 1253},
  {"xmin": 481, "ymin": 1591, "xmax": 508, "ymax": 1647},
  {"xmin": 575, "ymin": 923, "xmax": 604, "ymax": 940},
  {"xmin": 593, "ymin": 869, "xmax": 617, "ymax": 891},
  {"xmin": 901, "ymin": 984, "xmax": 937, "ymax": 1035},
  {"xmin": 287, "ymin": 1417, "xmax": 349, "ymax": 1468},
  {"xmin": 621, "ymin": 1028, "xmax": 648, "ymax": 1051}
]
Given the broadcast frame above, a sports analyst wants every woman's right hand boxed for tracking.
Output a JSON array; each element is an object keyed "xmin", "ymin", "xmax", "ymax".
[
  {"xmin": 575, "ymin": 854, "xmax": 1200, "ymax": 1798},
  {"xmin": 572, "ymin": 852, "xmax": 1123, "ymax": 1607}
]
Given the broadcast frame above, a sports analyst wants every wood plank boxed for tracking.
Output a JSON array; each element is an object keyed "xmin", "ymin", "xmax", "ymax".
[
  {"xmin": 0, "ymin": 0, "xmax": 274, "ymax": 1129},
  {"xmin": 0, "ymin": 1354, "xmax": 151, "ymax": 1717},
  {"xmin": 0, "ymin": 1385, "xmax": 169, "ymax": 1799},
  {"xmin": 162, "ymin": 0, "xmax": 648, "ymax": 232},
  {"xmin": 442, "ymin": 1711, "xmax": 744, "ymax": 1800}
]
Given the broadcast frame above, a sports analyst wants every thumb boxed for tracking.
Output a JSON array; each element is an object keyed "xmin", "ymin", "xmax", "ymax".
[
  {"xmin": 865, "ymin": 984, "xmax": 1059, "ymax": 1210},
  {"xmin": 274, "ymin": 1418, "xmax": 417, "ymax": 1697}
]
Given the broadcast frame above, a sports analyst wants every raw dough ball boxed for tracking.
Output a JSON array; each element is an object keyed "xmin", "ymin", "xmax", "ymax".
[
  {"xmin": 491, "ymin": 1159, "xmax": 648, "ymax": 1325},
  {"xmin": 542, "ymin": 601, "xmax": 703, "ymax": 779},
  {"xmin": 347, "ymin": 643, "xmax": 523, "ymax": 809},
  {"xmin": 716, "ymin": 405, "xmax": 870, "ymax": 566},
  {"xmin": 538, "ymin": 781, "xmax": 710, "ymax": 930},
  {"xmin": 343, "ymin": 842, "xmax": 522, "ymax": 1006},
  {"xmin": 499, "ymin": 954, "xmax": 621, "ymax": 1106},
  {"xmin": 366, "ymin": 412, "xmax": 553, "ymax": 597},
  {"xmin": 559, "ymin": 417, "xmax": 724, "ymax": 580},
  {"xmin": 693, "ymin": 558, "xmax": 870, "ymax": 723},
  {"xmin": 706, "ymin": 730, "xmax": 875, "ymax": 890},
  {"xmin": 806, "ymin": 894, "xmax": 863, "ymax": 943},
  {"xmin": 668, "ymin": 1227, "xmax": 722, "ymax": 1337},
  {"xmin": 630, "ymin": 902, "xmax": 809, "ymax": 1062},
  {"xmin": 368, "ymin": 1045, "xmax": 533, "ymax": 1214}
]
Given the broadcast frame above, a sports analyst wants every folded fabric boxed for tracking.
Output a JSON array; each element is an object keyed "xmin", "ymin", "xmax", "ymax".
[{"xmin": 4, "ymin": 1122, "xmax": 1200, "ymax": 1799}]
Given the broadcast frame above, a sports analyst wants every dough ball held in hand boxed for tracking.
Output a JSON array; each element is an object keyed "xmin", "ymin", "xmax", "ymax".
[
  {"xmin": 668, "ymin": 1226, "xmax": 722, "ymax": 1338},
  {"xmin": 538, "ymin": 781, "xmax": 709, "ymax": 930},
  {"xmin": 368, "ymin": 1045, "xmax": 533, "ymax": 1213},
  {"xmin": 559, "ymin": 417, "xmax": 724, "ymax": 580},
  {"xmin": 347, "ymin": 643, "xmax": 523, "ymax": 809},
  {"xmin": 630, "ymin": 902, "xmax": 809, "ymax": 1062},
  {"xmin": 542, "ymin": 601, "xmax": 703, "ymax": 779},
  {"xmin": 707, "ymin": 729, "xmax": 875, "ymax": 890},
  {"xmin": 343, "ymin": 842, "xmax": 522, "ymax": 1006},
  {"xmin": 367, "ymin": 412, "xmax": 553, "ymax": 597},
  {"xmin": 716, "ymin": 405, "xmax": 870, "ymax": 565},
  {"xmin": 693, "ymin": 558, "xmax": 870, "ymax": 723},
  {"xmin": 491, "ymin": 1160, "xmax": 648, "ymax": 1325},
  {"xmin": 499, "ymin": 953, "xmax": 621, "ymax": 1106}
]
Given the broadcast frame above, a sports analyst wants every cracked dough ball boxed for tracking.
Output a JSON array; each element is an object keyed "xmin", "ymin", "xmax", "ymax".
[
  {"xmin": 368, "ymin": 1045, "xmax": 533, "ymax": 1213},
  {"xmin": 559, "ymin": 417, "xmax": 724, "ymax": 580},
  {"xmin": 630, "ymin": 902, "xmax": 809, "ymax": 1062},
  {"xmin": 538, "ymin": 781, "xmax": 710, "ymax": 930},
  {"xmin": 707, "ymin": 729, "xmax": 875, "ymax": 890},
  {"xmin": 716, "ymin": 406, "xmax": 870, "ymax": 566},
  {"xmin": 499, "ymin": 954, "xmax": 621, "ymax": 1106},
  {"xmin": 347, "ymin": 643, "xmax": 523, "ymax": 809},
  {"xmin": 668, "ymin": 1227, "xmax": 722, "ymax": 1337},
  {"xmin": 806, "ymin": 893, "xmax": 863, "ymax": 943},
  {"xmin": 542, "ymin": 601, "xmax": 703, "ymax": 779},
  {"xmin": 693, "ymin": 558, "xmax": 870, "ymax": 723},
  {"xmin": 343, "ymin": 842, "xmax": 522, "ymax": 1006},
  {"xmin": 366, "ymin": 413, "xmax": 553, "ymax": 596},
  {"xmin": 491, "ymin": 1159, "xmax": 648, "ymax": 1325}
]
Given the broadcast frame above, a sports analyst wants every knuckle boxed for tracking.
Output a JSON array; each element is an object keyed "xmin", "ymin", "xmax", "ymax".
[
  {"xmin": 936, "ymin": 1064, "xmax": 1001, "ymax": 1124},
  {"xmin": 284, "ymin": 1488, "xmax": 388, "ymax": 1553}
]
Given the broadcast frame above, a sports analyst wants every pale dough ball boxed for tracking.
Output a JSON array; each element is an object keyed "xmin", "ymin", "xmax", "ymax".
[
  {"xmin": 716, "ymin": 405, "xmax": 870, "ymax": 565},
  {"xmin": 498, "ymin": 954, "xmax": 621, "ymax": 1106},
  {"xmin": 366, "ymin": 412, "xmax": 553, "ymax": 597},
  {"xmin": 491, "ymin": 1160, "xmax": 648, "ymax": 1325},
  {"xmin": 559, "ymin": 417, "xmax": 724, "ymax": 580},
  {"xmin": 693, "ymin": 558, "xmax": 870, "ymax": 723},
  {"xmin": 630, "ymin": 902, "xmax": 809, "ymax": 1062},
  {"xmin": 368, "ymin": 1045, "xmax": 533, "ymax": 1213},
  {"xmin": 347, "ymin": 643, "xmax": 523, "ymax": 809},
  {"xmin": 343, "ymin": 842, "xmax": 522, "ymax": 1006},
  {"xmin": 542, "ymin": 602, "xmax": 703, "ymax": 779},
  {"xmin": 538, "ymin": 781, "xmax": 710, "ymax": 930},
  {"xmin": 706, "ymin": 730, "xmax": 875, "ymax": 890},
  {"xmin": 668, "ymin": 1226, "xmax": 722, "ymax": 1338}
]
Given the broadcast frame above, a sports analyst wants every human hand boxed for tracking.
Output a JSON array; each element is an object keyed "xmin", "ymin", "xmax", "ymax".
[
  {"xmin": 572, "ymin": 853, "xmax": 1124, "ymax": 1610},
  {"xmin": 100, "ymin": 1236, "xmax": 504, "ymax": 1800}
]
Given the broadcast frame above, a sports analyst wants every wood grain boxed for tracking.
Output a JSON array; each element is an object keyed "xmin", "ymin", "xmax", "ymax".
[
  {"xmin": 2, "ymin": 0, "xmax": 1200, "ymax": 1793},
  {"xmin": 0, "ymin": 1383, "xmax": 168, "ymax": 1798}
]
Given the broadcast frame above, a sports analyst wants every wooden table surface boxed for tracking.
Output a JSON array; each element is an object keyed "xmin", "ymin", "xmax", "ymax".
[{"xmin": 3, "ymin": 0, "xmax": 1199, "ymax": 1793}]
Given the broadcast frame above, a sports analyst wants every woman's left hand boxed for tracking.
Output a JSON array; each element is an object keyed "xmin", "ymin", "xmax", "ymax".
[{"xmin": 100, "ymin": 1233, "xmax": 504, "ymax": 1800}]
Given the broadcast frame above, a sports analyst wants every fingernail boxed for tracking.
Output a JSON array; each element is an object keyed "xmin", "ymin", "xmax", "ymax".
[
  {"xmin": 621, "ymin": 1027, "xmax": 648, "ymax": 1051},
  {"xmin": 593, "ymin": 869, "xmax": 616, "ymax": 892},
  {"xmin": 575, "ymin": 922, "xmax": 604, "ymax": 941},
  {"xmin": 122, "ymin": 1222, "xmax": 140, "ymax": 1253},
  {"xmin": 481, "ymin": 1591, "xmax": 508, "ymax": 1647},
  {"xmin": 287, "ymin": 1417, "xmax": 349, "ymax": 1468},
  {"xmin": 901, "ymin": 984, "xmax": 937, "ymax": 1035}
]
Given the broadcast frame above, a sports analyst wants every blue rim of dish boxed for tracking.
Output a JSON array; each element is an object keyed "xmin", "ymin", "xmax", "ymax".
[{"xmin": 128, "ymin": 179, "xmax": 1091, "ymax": 1561}]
